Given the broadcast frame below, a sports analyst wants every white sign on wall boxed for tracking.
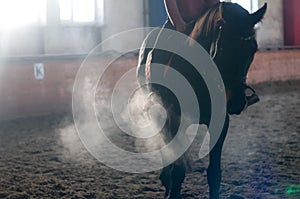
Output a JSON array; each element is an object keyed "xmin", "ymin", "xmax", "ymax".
[{"xmin": 34, "ymin": 63, "xmax": 45, "ymax": 80}]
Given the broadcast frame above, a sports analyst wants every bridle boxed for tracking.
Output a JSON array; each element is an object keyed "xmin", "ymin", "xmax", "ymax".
[{"xmin": 209, "ymin": 21, "xmax": 259, "ymax": 108}]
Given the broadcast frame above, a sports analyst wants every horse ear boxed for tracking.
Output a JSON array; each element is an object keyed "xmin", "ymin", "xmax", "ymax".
[{"xmin": 251, "ymin": 3, "xmax": 267, "ymax": 25}]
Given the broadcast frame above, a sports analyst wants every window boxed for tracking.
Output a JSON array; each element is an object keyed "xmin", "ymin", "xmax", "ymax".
[
  {"xmin": 59, "ymin": 0, "xmax": 104, "ymax": 25},
  {"xmin": 221, "ymin": 0, "xmax": 258, "ymax": 13},
  {"xmin": 0, "ymin": 0, "xmax": 46, "ymax": 30}
]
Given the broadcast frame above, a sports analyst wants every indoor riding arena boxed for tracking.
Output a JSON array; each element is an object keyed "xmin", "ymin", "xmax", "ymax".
[{"xmin": 0, "ymin": 1, "xmax": 299, "ymax": 199}]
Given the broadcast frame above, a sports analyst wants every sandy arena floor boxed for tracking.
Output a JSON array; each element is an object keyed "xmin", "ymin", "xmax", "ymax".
[{"xmin": 0, "ymin": 80, "xmax": 299, "ymax": 199}]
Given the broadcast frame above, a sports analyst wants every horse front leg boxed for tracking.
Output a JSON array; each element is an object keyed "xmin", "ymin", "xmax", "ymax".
[
  {"xmin": 207, "ymin": 114, "xmax": 229, "ymax": 199},
  {"xmin": 159, "ymin": 105, "xmax": 185, "ymax": 199},
  {"xmin": 160, "ymin": 163, "xmax": 186, "ymax": 199}
]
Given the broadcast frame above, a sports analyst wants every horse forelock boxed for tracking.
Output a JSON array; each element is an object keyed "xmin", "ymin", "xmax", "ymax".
[{"xmin": 190, "ymin": 2, "xmax": 224, "ymax": 41}]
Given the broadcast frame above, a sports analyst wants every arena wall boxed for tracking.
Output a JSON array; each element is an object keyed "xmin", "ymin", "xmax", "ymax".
[{"xmin": 0, "ymin": 50, "xmax": 299, "ymax": 121}]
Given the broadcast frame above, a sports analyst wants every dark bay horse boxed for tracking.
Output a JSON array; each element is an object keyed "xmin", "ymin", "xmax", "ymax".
[{"xmin": 136, "ymin": 2, "xmax": 267, "ymax": 199}]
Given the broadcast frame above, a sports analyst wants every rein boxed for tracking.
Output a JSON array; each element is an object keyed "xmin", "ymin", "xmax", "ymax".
[{"xmin": 210, "ymin": 25, "xmax": 223, "ymax": 59}]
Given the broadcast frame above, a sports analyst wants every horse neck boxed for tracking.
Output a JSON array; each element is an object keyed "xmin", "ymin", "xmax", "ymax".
[{"xmin": 190, "ymin": 3, "xmax": 223, "ymax": 55}]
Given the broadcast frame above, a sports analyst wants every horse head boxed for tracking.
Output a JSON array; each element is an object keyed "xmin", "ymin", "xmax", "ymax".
[{"xmin": 190, "ymin": 2, "xmax": 267, "ymax": 114}]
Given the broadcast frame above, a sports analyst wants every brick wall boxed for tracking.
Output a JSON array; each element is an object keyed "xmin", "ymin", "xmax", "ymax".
[
  {"xmin": 248, "ymin": 50, "xmax": 300, "ymax": 83},
  {"xmin": 0, "ymin": 50, "xmax": 299, "ymax": 121}
]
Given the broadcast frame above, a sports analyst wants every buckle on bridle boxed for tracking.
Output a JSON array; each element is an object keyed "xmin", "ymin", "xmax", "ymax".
[{"xmin": 245, "ymin": 85, "xmax": 260, "ymax": 107}]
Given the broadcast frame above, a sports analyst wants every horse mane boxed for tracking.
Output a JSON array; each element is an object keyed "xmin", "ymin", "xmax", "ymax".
[{"xmin": 190, "ymin": 2, "xmax": 225, "ymax": 41}]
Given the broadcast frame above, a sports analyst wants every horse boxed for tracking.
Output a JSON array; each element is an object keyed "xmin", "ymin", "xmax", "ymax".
[{"xmin": 136, "ymin": 2, "xmax": 267, "ymax": 199}]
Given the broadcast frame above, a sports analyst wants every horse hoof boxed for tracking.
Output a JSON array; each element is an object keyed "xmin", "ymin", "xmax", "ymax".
[
  {"xmin": 166, "ymin": 192, "xmax": 181, "ymax": 199},
  {"xmin": 164, "ymin": 189, "xmax": 170, "ymax": 199}
]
